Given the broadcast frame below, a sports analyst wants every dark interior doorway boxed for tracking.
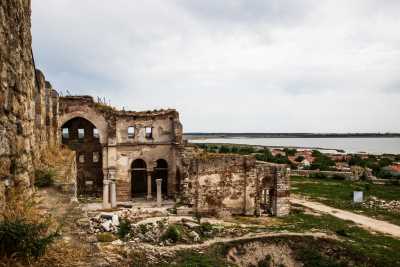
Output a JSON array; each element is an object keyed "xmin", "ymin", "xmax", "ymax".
[
  {"xmin": 131, "ymin": 159, "xmax": 147, "ymax": 197},
  {"xmin": 61, "ymin": 117, "xmax": 103, "ymax": 197},
  {"xmin": 152, "ymin": 159, "xmax": 168, "ymax": 196}
]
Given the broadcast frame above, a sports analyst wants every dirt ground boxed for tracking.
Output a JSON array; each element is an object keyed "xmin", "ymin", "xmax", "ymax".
[{"xmin": 291, "ymin": 196, "xmax": 400, "ymax": 238}]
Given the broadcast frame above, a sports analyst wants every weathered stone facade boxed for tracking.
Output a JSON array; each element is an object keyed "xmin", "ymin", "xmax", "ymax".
[{"xmin": 58, "ymin": 96, "xmax": 183, "ymax": 206}]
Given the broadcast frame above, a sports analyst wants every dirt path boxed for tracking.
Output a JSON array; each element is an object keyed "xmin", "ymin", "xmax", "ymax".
[
  {"xmin": 291, "ymin": 197, "xmax": 400, "ymax": 238},
  {"xmin": 37, "ymin": 188, "xmax": 109, "ymax": 266},
  {"xmin": 138, "ymin": 232, "xmax": 333, "ymax": 252}
]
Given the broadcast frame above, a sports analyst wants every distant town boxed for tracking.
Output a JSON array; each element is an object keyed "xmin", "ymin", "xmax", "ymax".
[{"xmin": 194, "ymin": 143, "xmax": 400, "ymax": 181}]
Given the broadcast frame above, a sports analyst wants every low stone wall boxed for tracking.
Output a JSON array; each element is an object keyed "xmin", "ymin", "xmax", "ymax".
[{"xmin": 290, "ymin": 169, "xmax": 353, "ymax": 180}]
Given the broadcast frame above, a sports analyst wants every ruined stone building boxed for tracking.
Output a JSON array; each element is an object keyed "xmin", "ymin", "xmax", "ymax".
[
  {"xmin": 58, "ymin": 96, "xmax": 290, "ymax": 216},
  {"xmin": 58, "ymin": 96, "xmax": 183, "ymax": 204},
  {"xmin": 0, "ymin": 0, "xmax": 290, "ymax": 217}
]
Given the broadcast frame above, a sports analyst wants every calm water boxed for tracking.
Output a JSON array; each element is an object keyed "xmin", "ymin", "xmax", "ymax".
[{"xmin": 190, "ymin": 137, "xmax": 400, "ymax": 155}]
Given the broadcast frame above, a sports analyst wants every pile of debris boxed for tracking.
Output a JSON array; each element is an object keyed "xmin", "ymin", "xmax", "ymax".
[
  {"xmin": 361, "ymin": 196, "xmax": 400, "ymax": 213},
  {"xmin": 89, "ymin": 212, "xmax": 120, "ymax": 233},
  {"xmin": 87, "ymin": 209, "xmax": 250, "ymax": 246}
]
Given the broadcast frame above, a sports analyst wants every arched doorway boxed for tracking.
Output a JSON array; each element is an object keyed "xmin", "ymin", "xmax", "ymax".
[
  {"xmin": 153, "ymin": 159, "xmax": 168, "ymax": 196},
  {"xmin": 131, "ymin": 159, "xmax": 147, "ymax": 197},
  {"xmin": 61, "ymin": 117, "xmax": 103, "ymax": 196}
]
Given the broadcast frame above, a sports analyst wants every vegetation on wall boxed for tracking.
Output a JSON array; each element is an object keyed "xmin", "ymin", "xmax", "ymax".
[{"xmin": 34, "ymin": 168, "xmax": 56, "ymax": 188}]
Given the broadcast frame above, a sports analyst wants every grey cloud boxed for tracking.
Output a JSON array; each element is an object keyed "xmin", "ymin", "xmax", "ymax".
[
  {"xmin": 31, "ymin": 0, "xmax": 400, "ymax": 132},
  {"xmin": 175, "ymin": 0, "xmax": 313, "ymax": 26}
]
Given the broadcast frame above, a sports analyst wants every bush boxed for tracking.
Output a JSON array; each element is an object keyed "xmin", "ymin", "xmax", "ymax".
[
  {"xmin": 219, "ymin": 145, "xmax": 231, "ymax": 153},
  {"xmin": 117, "ymin": 219, "xmax": 131, "ymax": 239},
  {"xmin": 284, "ymin": 148, "xmax": 297, "ymax": 156},
  {"xmin": 161, "ymin": 225, "xmax": 182, "ymax": 243},
  {"xmin": 34, "ymin": 168, "xmax": 56, "ymax": 188},
  {"xmin": 96, "ymin": 232, "xmax": 117, "ymax": 242},
  {"xmin": 0, "ymin": 219, "xmax": 58, "ymax": 260},
  {"xmin": 331, "ymin": 174, "xmax": 346, "ymax": 180},
  {"xmin": 309, "ymin": 172, "xmax": 327, "ymax": 179},
  {"xmin": 199, "ymin": 222, "xmax": 213, "ymax": 237}
]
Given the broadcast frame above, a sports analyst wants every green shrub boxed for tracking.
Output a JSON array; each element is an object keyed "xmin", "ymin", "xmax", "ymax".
[
  {"xmin": 388, "ymin": 179, "xmax": 400, "ymax": 186},
  {"xmin": 331, "ymin": 174, "xmax": 346, "ymax": 180},
  {"xmin": 117, "ymin": 219, "xmax": 131, "ymax": 239},
  {"xmin": 0, "ymin": 219, "xmax": 58, "ymax": 260},
  {"xmin": 219, "ymin": 145, "xmax": 231, "ymax": 153},
  {"xmin": 96, "ymin": 232, "xmax": 117, "ymax": 242},
  {"xmin": 161, "ymin": 225, "xmax": 182, "ymax": 243},
  {"xmin": 309, "ymin": 172, "xmax": 327, "ymax": 179},
  {"xmin": 200, "ymin": 222, "xmax": 213, "ymax": 235},
  {"xmin": 34, "ymin": 168, "xmax": 56, "ymax": 188}
]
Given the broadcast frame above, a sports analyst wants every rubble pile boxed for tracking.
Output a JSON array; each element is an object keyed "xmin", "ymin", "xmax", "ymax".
[
  {"xmin": 86, "ymin": 208, "xmax": 250, "ymax": 246},
  {"xmin": 361, "ymin": 196, "xmax": 400, "ymax": 213}
]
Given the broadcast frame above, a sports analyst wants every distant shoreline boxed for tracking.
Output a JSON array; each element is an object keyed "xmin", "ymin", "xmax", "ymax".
[{"xmin": 184, "ymin": 133, "xmax": 400, "ymax": 140}]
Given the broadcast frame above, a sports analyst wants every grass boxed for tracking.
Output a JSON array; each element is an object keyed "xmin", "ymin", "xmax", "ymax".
[
  {"xmin": 291, "ymin": 176, "xmax": 400, "ymax": 225},
  {"xmin": 170, "ymin": 207, "xmax": 400, "ymax": 266}
]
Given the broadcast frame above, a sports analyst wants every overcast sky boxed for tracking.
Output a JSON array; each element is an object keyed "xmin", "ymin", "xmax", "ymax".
[{"xmin": 31, "ymin": 0, "xmax": 400, "ymax": 133}]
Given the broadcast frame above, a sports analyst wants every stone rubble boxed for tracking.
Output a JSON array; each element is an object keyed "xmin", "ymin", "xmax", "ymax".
[
  {"xmin": 361, "ymin": 196, "xmax": 400, "ymax": 214},
  {"xmin": 86, "ymin": 206, "xmax": 251, "ymax": 246}
]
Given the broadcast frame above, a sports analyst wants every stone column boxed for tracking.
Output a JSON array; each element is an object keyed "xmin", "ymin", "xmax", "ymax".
[
  {"xmin": 108, "ymin": 169, "xmax": 117, "ymax": 208},
  {"xmin": 147, "ymin": 172, "xmax": 152, "ymax": 200},
  {"xmin": 103, "ymin": 180, "xmax": 111, "ymax": 209},
  {"xmin": 156, "ymin": 179, "xmax": 162, "ymax": 207},
  {"xmin": 110, "ymin": 180, "xmax": 117, "ymax": 208}
]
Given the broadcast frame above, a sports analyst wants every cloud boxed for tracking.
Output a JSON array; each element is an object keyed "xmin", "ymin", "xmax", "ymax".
[{"xmin": 31, "ymin": 0, "xmax": 400, "ymax": 132}]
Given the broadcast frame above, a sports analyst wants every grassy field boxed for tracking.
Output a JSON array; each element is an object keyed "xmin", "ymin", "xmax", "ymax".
[
  {"xmin": 291, "ymin": 176, "xmax": 400, "ymax": 226},
  {"xmin": 150, "ymin": 206, "xmax": 400, "ymax": 266}
]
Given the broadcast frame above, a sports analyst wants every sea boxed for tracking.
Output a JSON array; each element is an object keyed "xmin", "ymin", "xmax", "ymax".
[{"xmin": 189, "ymin": 137, "xmax": 400, "ymax": 155}]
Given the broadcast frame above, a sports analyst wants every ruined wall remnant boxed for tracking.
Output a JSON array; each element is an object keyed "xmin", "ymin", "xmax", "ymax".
[{"xmin": 179, "ymin": 147, "xmax": 291, "ymax": 217}]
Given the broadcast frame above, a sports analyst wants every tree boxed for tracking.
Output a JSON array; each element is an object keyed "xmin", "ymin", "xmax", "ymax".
[
  {"xmin": 284, "ymin": 148, "xmax": 297, "ymax": 156},
  {"xmin": 219, "ymin": 145, "xmax": 230, "ymax": 153}
]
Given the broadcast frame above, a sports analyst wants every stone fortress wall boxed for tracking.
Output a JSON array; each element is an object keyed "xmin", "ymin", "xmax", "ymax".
[{"xmin": 0, "ymin": 0, "xmax": 60, "ymax": 207}]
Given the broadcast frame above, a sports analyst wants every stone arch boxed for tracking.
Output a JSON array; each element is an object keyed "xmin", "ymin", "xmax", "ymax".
[
  {"xmin": 131, "ymin": 159, "xmax": 147, "ymax": 197},
  {"xmin": 61, "ymin": 117, "xmax": 103, "ymax": 196},
  {"xmin": 261, "ymin": 176, "xmax": 275, "ymax": 214},
  {"xmin": 59, "ymin": 109, "xmax": 108, "ymax": 144},
  {"xmin": 153, "ymin": 159, "xmax": 168, "ymax": 195}
]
